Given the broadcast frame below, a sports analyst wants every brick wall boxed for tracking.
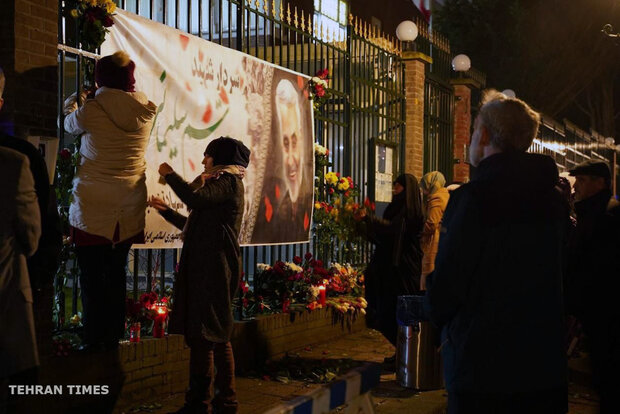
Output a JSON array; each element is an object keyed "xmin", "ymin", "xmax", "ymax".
[
  {"xmin": 453, "ymin": 84, "xmax": 472, "ymax": 183},
  {"xmin": 2, "ymin": 0, "xmax": 58, "ymax": 138},
  {"xmin": 403, "ymin": 54, "xmax": 428, "ymax": 179}
]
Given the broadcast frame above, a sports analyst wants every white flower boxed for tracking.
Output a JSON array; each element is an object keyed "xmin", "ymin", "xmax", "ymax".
[
  {"xmin": 285, "ymin": 262, "xmax": 303, "ymax": 273},
  {"xmin": 257, "ymin": 263, "xmax": 271, "ymax": 271},
  {"xmin": 309, "ymin": 285, "xmax": 320, "ymax": 299},
  {"xmin": 314, "ymin": 143, "xmax": 328, "ymax": 156}
]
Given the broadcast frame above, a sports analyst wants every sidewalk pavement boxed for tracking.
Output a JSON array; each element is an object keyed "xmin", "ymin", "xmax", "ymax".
[
  {"xmin": 125, "ymin": 330, "xmax": 600, "ymax": 414},
  {"xmin": 125, "ymin": 329, "xmax": 447, "ymax": 414}
]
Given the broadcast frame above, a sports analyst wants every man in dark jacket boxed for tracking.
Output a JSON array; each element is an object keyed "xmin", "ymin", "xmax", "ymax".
[
  {"xmin": 567, "ymin": 159, "xmax": 620, "ymax": 413},
  {"xmin": 426, "ymin": 90, "xmax": 568, "ymax": 413},
  {"xmin": 0, "ymin": 67, "xmax": 62, "ymax": 298}
]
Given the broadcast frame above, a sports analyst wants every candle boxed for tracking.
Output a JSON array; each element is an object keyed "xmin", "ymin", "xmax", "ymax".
[
  {"xmin": 152, "ymin": 302, "xmax": 168, "ymax": 338},
  {"xmin": 129, "ymin": 322, "xmax": 141, "ymax": 343},
  {"xmin": 318, "ymin": 285, "xmax": 326, "ymax": 307}
]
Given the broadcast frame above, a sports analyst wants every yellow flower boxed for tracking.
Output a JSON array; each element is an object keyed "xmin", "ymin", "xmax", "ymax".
[
  {"xmin": 325, "ymin": 172, "xmax": 338, "ymax": 185},
  {"xmin": 330, "ymin": 208, "xmax": 339, "ymax": 217},
  {"xmin": 88, "ymin": 0, "xmax": 98, "ymax": 7},
  {"xmin": 337, "ymin": 178, "xmax": 350, "ymax": 191},
  {"xmin": 105, "ymin": 0, "xmax": 117, "ymax": 13},
  {"xmin": 70, "ymin": 8, "xmax": 79, "ymax": 18},
  {"xmin": 314, "ymin": 202, "xmax": 321, "ymax": 210},
  {"xmin": 333, "ymin": 198, "xmax": 341, "ymax": 207}
]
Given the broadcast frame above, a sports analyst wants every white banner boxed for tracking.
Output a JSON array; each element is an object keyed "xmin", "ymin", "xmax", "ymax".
[{"xmin": 102, "ymin": 10, "xmax": 314, "ymax": 247}]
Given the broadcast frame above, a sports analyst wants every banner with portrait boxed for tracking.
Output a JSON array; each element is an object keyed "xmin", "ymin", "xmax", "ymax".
[{"xmin": 102, "ymin": 9, "xmax": 314, "ymax": 247}]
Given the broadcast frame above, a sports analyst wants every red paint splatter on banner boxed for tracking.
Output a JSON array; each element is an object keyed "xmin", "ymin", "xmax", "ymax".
[
  {"xmin": 304, "ymin": 212, "xmax": 309, "ymax": 231},
  {"xmin": 198, "ymin": 50, "xmax": 204, "ymax": 62},
  {"xmin": 275, "ymin": 184, "xmax": 280, "ymax": 200},
  {"xmin": 264, "ymin": 196, "xmax": 273, "ymax": 223},
  {"xmin": 188, "ymin": 158, "xmax": 196, "ymax": 171},
  {"xmin": 185, "ymin": 81, "xmax": 192, "ymax": 92},
  {"xmin": 297, "ymin": 75, "xmax": 304, "ymax": 90},
  {"xmin": 219, "ymin": 87, "xmax": 229, "ymax": 105},
  {"xmin": 179, "ymin": 34, "xmax": 190, "ymax": 50},
  {"xmin": 303, "ymin": 89, "xmax": 309, "ymax": 99},
  {"xmin": 240, "ymin": 78, "xmax": 244, "ymax": 89},
  {"xmin": 202, "ymin": 102, "xmax": 212, "ymax": 123}
]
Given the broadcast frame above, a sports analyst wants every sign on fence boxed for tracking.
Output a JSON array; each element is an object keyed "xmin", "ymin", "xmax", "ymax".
[{"xmin": 102, "ymin": 10, "xmax": 315, "ymax": 247}]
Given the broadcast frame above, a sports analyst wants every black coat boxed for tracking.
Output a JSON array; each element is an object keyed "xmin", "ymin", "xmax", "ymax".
[
  {"xmin": 0, "ymin": 133, "xmax": 62, "ymax": 291},
  {"xmin": 362, "ymin": 177, "xmax": 424, "ymax": 346},
  {"xmin": 426, "ymin": 152, "xmax": 568, "ymax": 395},
  {"xmin": 567, "ymin": 189, "xmax": 620, "ymax": 322},
  {"xmin": 161, "ymin": 172, "xmax": 244, "ymax": 343}
]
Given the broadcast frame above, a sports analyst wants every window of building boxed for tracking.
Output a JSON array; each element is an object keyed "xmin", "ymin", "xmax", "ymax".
[{"xmin": 314, "ymin": 0, "xmax": 347, "ymax": 40}]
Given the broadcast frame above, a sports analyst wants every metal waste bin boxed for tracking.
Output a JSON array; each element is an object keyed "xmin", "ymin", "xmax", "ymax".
[{"xmin": 395, "ymin": 295, "xmax": 443, "ymax": 390}]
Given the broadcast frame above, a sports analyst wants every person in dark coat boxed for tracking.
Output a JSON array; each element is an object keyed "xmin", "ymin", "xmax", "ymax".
[
  {"xmin": 0, "ymin": 66, "xmax": 62, "ymax": 300},
  {"xmin": 355, "ymin": 173, "xmax": 424, "ymax": 353},
  {"xmin": 150, "ymin": 136, "xmax": 250, "ymax": 414},
  {"xmin": 566, "ymin": 159, "xmax": 620, "ymax": 413},
  {"xmin": 426, "ymin": 90, "xmax": 568, "ymax": 414}
]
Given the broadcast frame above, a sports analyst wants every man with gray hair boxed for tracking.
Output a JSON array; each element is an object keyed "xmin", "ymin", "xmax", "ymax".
[{"xmin": 426, "ymin": 90, "xmax": 568, "ymax": 413}]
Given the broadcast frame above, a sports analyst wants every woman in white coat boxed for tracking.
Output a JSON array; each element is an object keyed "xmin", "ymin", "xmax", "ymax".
[{"xmin": 63, "ymin": 51, "xmax": 156, "ymax": 350}]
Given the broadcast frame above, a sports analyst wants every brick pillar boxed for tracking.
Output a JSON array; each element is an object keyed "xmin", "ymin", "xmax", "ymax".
[
  {"xmin": 1, "ymin": 0, "xmax": 59, "ymax": 359},
  {"xmin": 402, "ymin": 52, "xmax": 431, "ymax": 179},
  {"xmin": 450, "ymin": 79, "xmax": 481, "ymax": 183},
  {"xmin": 2, "ymin": 0, "xmax": 58, "ymax": 138}
]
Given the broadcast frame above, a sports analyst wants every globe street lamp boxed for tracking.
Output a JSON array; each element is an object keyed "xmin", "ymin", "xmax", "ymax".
[
  {"xmin": 451, "ymin": 54, "xmax": 471, "ymax": 72},
  {"xmin": 502, "ymin": 89, "xmax": 516, "ymax": 98},
  {"xmin": 396, "ymin": 20, "xmax": 418, "ymax": 51}
]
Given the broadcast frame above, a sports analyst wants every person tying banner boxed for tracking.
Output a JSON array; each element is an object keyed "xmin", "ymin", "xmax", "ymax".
[
  {"xmin": 63, "ymin": 51, "xmax": 157, "ymax": 351},
  {"xmin": 149, "ymin": 136, "xmax": 250, "ymax": 414}
]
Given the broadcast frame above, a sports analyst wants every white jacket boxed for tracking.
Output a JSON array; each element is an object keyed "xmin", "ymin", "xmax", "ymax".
[{"xmin": 64, "ymin": 87, "xmax": 157, "ymax": 242}]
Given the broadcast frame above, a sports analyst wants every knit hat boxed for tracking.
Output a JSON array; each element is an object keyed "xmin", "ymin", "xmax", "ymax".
[
  {"xmin": 204, "ymin": 136, "xmax": 251, "ymax": 167},
  {"xmin": 95, "ymin": 51, "xmax": 136, "ymax": 92}
]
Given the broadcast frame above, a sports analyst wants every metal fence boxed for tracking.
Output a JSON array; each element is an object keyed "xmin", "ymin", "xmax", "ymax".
[
  {"xmin": 56, "ymin": 0, "xmax": 409, "ymax": 321},
  {"xmin": 531, "ymin": 115, "xmax": 617, "ymax": 175},
  {"xmin": 412, "ymin": 16, "xmax": 455, "ymax": 183}
]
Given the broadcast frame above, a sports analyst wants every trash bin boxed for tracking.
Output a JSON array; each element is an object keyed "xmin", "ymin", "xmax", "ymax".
[{"xmin": 395, "ymin": 295, "xmax": 443, "ymax": 390}]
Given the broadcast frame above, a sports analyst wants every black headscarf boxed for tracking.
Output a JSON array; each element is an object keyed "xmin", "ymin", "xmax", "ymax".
[
  {"xmin": 204, "ymin": 136, "xmax": 251, "ymax": 167},
  {"xmin": 384, "ymin": 174, "xmax": 424, "ymax": 224}
]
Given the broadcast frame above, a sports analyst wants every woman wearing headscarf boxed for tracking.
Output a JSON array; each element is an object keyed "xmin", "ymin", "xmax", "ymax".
[
  {"xmin": 63, "ymin": 51, "xmax": 157, "ymax": 350},
  {"xmin": 355, "ymin": 174, "xmax": 425, "ymax": 354},
  {"xmin": 150, "ymin": 136, "xmax": 250, "ymax": 414},
  {"xmin": 420, "ymin": 171, "xmax": 450, "ymax": 289}
]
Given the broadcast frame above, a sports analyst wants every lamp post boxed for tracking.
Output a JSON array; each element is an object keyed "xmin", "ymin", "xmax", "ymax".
[{"xmin": 396, "ymin": 20, "xmax": 418, "ymax": 51}]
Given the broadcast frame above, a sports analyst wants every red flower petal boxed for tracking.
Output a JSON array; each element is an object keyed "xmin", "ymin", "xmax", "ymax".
[
  {"xmin": 179, "ymin": 34, "xmax": 189, "ymax": 50},
  {"xmin": 264, "ymin": 196, "xmax": 273, "ymax": 223},
  {"xmin": 202, "ymin": 102, "xmax": 212, "ymax": 123}
]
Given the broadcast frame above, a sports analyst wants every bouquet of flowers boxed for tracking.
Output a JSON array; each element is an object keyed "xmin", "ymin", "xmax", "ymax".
[
  {"xmin": 66, "ymin": 0, "xmax": 116, "ymax": 52},
  {"xmin": 307, "ymin": 69, "xmax": 330, "ymax": 111}
]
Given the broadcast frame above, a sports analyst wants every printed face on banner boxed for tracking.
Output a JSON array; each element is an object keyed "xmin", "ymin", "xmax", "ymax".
[{"xmin": 102, "ymin": 10, "xmax": 314, "ymax": 247}]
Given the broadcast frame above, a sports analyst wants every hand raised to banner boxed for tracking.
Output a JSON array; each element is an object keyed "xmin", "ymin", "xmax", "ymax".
[
  {"xmin": 148, "ymin": 196, "xmax": 169, "ymax": 212},
  {"xmin": 158, "ymin": 162, "xmax": 174, "ymax": 177}
]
